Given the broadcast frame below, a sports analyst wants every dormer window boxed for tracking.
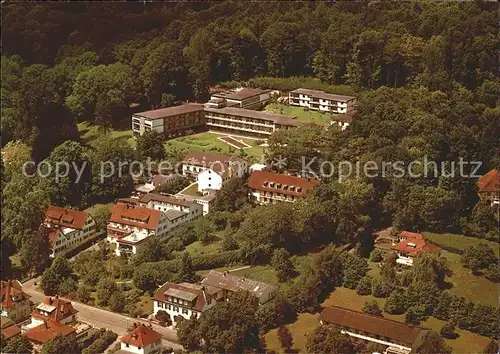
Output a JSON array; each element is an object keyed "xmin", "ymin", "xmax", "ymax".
[
  {"xmin": 276, "ymin": 183, "xmax": 281, "ymax": 189},
  {"xmin": 290, "ymin": 186, "xmax": 295, "ymax": 192},
  {"xmin": 283, "ymin": 185, "xmax": 288, "ymax": 190},
  {"xmin": 263, "ymin": 181, "xmax": 268, "ymax": 187},
  {"xmin": 269, "ymin": 182, "xmax": 275, "ymax": 188},
  {"xmin": 297, "ymin": 187, "xmax": 302, "ymax": 193}
]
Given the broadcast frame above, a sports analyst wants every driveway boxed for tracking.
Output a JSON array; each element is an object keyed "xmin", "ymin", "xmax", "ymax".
[{"xmin": 22, "ymin": 278, "xmax": 182, "ymax": 350}]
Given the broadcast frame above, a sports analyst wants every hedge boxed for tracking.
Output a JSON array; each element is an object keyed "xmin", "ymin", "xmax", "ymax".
[{"xmin": 81, "ymin": 329, "xmax": 117, "ymax": 354}]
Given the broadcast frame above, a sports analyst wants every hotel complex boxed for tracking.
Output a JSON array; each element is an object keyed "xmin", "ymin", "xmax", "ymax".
[{"xmin": 132, "ymin": 87, "xmax": 354, "ymax": 139}]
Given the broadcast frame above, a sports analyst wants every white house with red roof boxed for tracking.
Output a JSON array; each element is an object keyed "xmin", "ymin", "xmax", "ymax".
[
  {"xmin": 107, "ymin": 202, "xmax": 170, "ymax": 256},
  {"xmin": 43, "ymin": 206, "xmax": 97, "ymax": 258},
  {"xmin": 391, "ymin": 231, "xmax": 441, "ymax": 266},
  {"xmin": 181, "ymin": 152, "xmax": 248, "ymax": 193},
  {"xmin": 119, "ymin": 323, "xmax": 162, "ymax": 354},
  {"xmin": 1, "ymin": 280, "xmax": 31, "ymax": 322},
  {"xmin": 248, "ymin": 170, "xmax": 320, "ymax": 204},
  {"xmin": 476, "ymin": 169, "xmax": 499, "ymax": 205},
  {"xmin": 152, "ymin": 282, "xmax": 221, "ymax": 324},
  {"xmin": 22, "ymin": 297, "xmax": 79, "ymax": 345}
]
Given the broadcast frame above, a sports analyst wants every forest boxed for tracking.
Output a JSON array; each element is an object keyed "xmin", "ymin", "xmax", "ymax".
[{"xmin": 1, "ymin": 2, "xmax": 499, "ymax": 353}]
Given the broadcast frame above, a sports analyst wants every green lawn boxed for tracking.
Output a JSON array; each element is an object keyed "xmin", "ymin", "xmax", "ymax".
[
  {"xmin": 179, "ymin": 183, "xmax": 200, "ymax": 197},
  {"xmin": 78, "ymin": 122, "xmax": 135, "ymax": 148},
  {"xmin": 264, "ymin": 287, "xmax": 490, "ymax": 354},
  {"xmin": 197, "ymin": 265, "xmax": 278, "ymax": 285},
  {"xmin": 184, "ymin": 239, "xmax": 221, "ymax": 257},
  {"xmin": 442, "ymin": 251, "xmax": 498, "ymax": 307},
  {"xmin": 265, "ymin": 103, "xmax": 332, "ymax": 126},
  {"xmin": 424, "ymin": 232, "xmax": 499, "ymax": 257},
  {"xmin": 165, "ymin": 132, "xmax": 265, "ymax": 162}
]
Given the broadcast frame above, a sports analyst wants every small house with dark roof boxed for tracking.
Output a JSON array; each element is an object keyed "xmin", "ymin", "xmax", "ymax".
[
  {"xmin": 119, "ymin": 323, "xmax": 162, "ymax": 354},
  {"xmin": 43, "ymin": 206, "xmax": 97, "ymax": 258},
  {"xmin": 248, "ymin": 170, "xmax": 320, "ymax": 204},
  {"xmin": 1, "ymin": 280, "xmax": 31, "ymax": 322},
  {"xmin": 319, "ymin": 306, "xmax": 423, "ymax": 354},
  {"xmin": 476, "ymin": 169, "xmax": 499, "ymax": 205},
  {"xmin": 152, "ymin": 282, "xmax": 221, "ymax": 324}
]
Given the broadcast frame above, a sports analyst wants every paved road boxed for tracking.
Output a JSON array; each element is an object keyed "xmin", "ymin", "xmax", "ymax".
[{"xmin": 22, "ymin": 278, "xmax": 183, "ymax": 350}]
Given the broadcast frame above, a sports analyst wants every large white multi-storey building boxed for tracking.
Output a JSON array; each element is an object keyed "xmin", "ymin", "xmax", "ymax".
[{"xmin": 289, "ymin": 88, "xmax": 356, "ymax": 114}]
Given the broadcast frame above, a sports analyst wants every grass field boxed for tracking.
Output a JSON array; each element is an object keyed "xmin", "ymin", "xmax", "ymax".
[
  {"xmin": 184, "ymin": 239, "xmax": 222, "ymax": 257},
  {"xmin": 424, "ymin": 232, "xmax": 499, "ymax": 257},
  {"xmin": 179, "ymin": 182, "xmax": 200, "ymax": 197},
  {"xmin": 265, "ymin": 103, "xmax": 332, "ymax": 126},
  {"xmin": 441, "ymin": 251, "xmax": 498, "ymax": 307},
  {"xmin": 165, "ymin": 132, "xmax": 265, "ymax": 162},
  {"xmin": 265, "ymin": 287, "xmax": 491, "ymax": 353},
  {"xmin": 197, "ymin": 265, "xmax": 278, "ymax": 285},
  {"xmin": 78, "ymin": 122, "xmax": 135, "ymax": 148}
]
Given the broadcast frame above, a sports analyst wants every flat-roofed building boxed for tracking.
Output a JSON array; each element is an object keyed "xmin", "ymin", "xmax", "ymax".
[
  {"xmin": 319, "ymin": 306, "xmax": 423, "ymax": 354},
  {"xmin": 331, "ymin": 110, "xmax": 356, "ymax": 130},
  {"xmin": 289, "ymin": 88, "xmax": 356, "ymax": 114},
  {"xmin": 204, "ymin": 106, "xmax": 305, "ymax": 138},
  {"xmin": 209, "ymin": 87, "xmax": 272, "ymax": 110},
  {"xmin": 138, "ymin": 193, "xmax": 203, "ymax": 221},
  {"xmin": 43, "ymin": 206, "xmax": 97, "ymax": 258},
  {"xmin": 248, "ymin": 170, "xmax": 320, "ymax": 204},
  {"xmin": 132, "ymin": 103, "xmax": 205, "ymax": 138},
  {"xmin": 201, "ymin": 270, "xmax": 278, "ymax": 304}
]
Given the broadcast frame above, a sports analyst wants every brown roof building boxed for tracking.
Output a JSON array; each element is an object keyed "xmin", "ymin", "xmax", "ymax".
[
  {"xmin": 210, "ymin": 87, "xmax": 272, "ymax": 110},
  {"xmin": 120, "ymin": 323, "xmax": 162, "ymax": 353},
  {"xmin": 248, "ymin": 170, "xmax": 320, "ymax": 204},
  {"xmin": 201, "ymin": 270, "xmax": 278, "ymax": 304},
  {"xmin": 476, "ymin": 169, "xmax": 499, "ymax": 205},
  {"xmin": 1, "ymin": 280, "xmax": 31, "ymax": 322},
  {"xmin": 31, "ymin": 297, "xmax": 78, "ymax": 324},
  {"xmin": 24, "ymin": 320, "xmax": 76, "ymax": 344},
  {"xmin": 132, "ymin": 103, "xmax": 205, "ymax": 139},
  {"xmin": 1, "ymin": 316, "xmax": 21, "ymax": 340},
  {"xmin": 319, "ymin": 306, "xmax": 423, "ymax": 352},
  {"xmin": 44, "ymin": 206, "xmax": 88, "ymax": 230}
]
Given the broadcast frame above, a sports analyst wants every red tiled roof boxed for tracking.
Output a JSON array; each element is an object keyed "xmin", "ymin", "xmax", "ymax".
[
  {"xmin": 1, "ymin": 323, "xmax": 21, "ymax": 340},
  {"xmin": 121, "ymin": 324, "xmax": 162, "ymax": 347},
  {"xmin": 1, "ymin": 280, "xmax": 30, "ymax": 309},
  {"xmin": 319, "ymin": 306, "xmax": 422, "ymax": 346},
  {"xmin": 477, "ymin": 169, "xmax": 499, "ymax": 193},
  {"xmin": 32, "ymin": 297, "xmax": 78, "ymax": 323},
  {"xmin": 24, "ymin": 320, "xmax": 76, "ymax": 344},
  {"xmin": 47, "ymin": 228, "xmax": 61, "ymax": 246},
  {"xmin": 248, "ymin": 170, "xmax": 320, "ymax": 197},
  {"xmin": 109, "ymin": 203, "xmax": 161, "ymax": 230},
  {"xmin": 45, "ymin": 206, "xmax": 88, "ymax": 230},
  {"xmin": 398, "ymin": 231, "xmax": 424, "ymax": 240},
  {"xmin": 392, "ymin": 238, "xmax": 441, "ymax": 256}
]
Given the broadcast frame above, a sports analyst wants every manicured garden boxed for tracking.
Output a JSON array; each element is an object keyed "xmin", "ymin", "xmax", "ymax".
[
  {"xmin": 265, "ymin": 103, "xmax": 332, "ymax": 126},
  {"xmin": 165, "ymin": 132, "xmax": 265, "ymax": 162}
]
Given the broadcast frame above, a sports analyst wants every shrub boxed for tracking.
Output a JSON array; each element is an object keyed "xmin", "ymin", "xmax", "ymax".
[
  {"xmin": 405, "ymin": 305, "xmax": 428, "ymax": 325},
  {"xmin": 372, "ymin": 280, "xmax": 396, "ymax": 298},
  {"xmin": 355, "ymin": 276, "xmax": 372, "ymax": 296},
  {"xmin": 440, "ymin": 322, "xmax": 458, "ymax": 339},
  {"xmin": 370, "ymin": 249, "xmax": 383, "ymax": 262},
  {"xmin": 362, "ymin": 300, "xmax": 383, "ymax": 317},
  {"xmin": 81, "ymin": 330, "xmax": 117, "ymax": 354}
]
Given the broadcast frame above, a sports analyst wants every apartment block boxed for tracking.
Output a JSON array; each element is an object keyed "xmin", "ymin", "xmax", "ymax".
[
  {"xmin": 248, "ymin": 170, "xmax": 321, "ymax": 204},
  {"xmin": 204, "ymin": 106, "xmax": 305, "ymax": 138},
  {"xmin": 132, "ymin": 103, "xmax": 205, "ymax": 138},
  {"xmin": 289, "ymin": 88, "xmax": 356, "ymax": 114}
]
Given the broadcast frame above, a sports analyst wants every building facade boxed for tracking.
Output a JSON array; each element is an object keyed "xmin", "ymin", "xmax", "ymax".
[
  {"xmin": 181, "ymin": 152, "xmax": 248, "ymax": 184},
  {"xmin": 1, "ymin": 280, "xmax": 31, "ymax": 323},
  {"xmin": 43, "ymin": 206, "xmax": 97, "ymax": 258},
  {"xmin": 120, "ymin": 323, "xmax": 162, "ymax": 354},
  {"xmin": 248, "ymin": 170, "xmax": 321, "ymax": 204},
  {"xmin": 152, "ymin": 282, "xmax": 221, "ymax": 324},
  {"xmin": 132, "ymin": 104, "xmax": 205, "ymax": 138},
  {"xmin": 204, "ymin": 106, "xmax": 304, "ymax": 138},
  {"xmin": 289, "ymin": 88, "xmax": 356, "ymax": 114},
  {"xmin": 319, "ymin": 306, "xmax": 423, "ymax": 354},
  {"xmin": 476, "ymin": 169, "xmax": 499, "ymax": 205}
]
